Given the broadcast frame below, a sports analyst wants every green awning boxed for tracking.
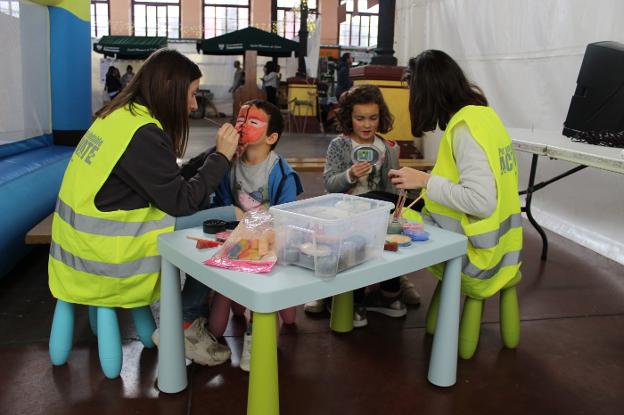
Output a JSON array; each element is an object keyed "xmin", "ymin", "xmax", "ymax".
[
  {"xmin": 197, "ymin": 27, "xmax": 299, "ymax": 57},
  {"xmin": 93, "ymin": 36, "xmax": 167, "ymax": 60}
]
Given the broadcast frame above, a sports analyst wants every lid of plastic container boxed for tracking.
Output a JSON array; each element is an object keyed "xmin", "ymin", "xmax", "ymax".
[{"xmin": 270, "ymin": 194, "xmax": 394, "ymax": 221}]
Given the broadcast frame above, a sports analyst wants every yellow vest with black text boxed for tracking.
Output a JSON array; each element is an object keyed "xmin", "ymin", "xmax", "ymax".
[
  {"xmin": 48, "ymin": 104, "xmax": 175, "ymax": 308},
  {"xmin": 424, "ymin": 105, "xmax": 522, "ymax": 300}
]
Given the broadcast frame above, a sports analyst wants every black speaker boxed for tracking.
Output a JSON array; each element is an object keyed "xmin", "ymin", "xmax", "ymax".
[{"xmin": 562, "ymin": 41, "xmax": 624, "ymax": 145}]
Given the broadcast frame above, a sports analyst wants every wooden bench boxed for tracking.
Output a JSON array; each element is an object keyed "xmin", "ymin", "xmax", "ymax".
[
  {"xmin": 25, "ymin": 213, "xmax": 53, "ymax": 245},
  {"xmin": 285, "ymin": 157, "xmax": 435, "ymax": 172}
]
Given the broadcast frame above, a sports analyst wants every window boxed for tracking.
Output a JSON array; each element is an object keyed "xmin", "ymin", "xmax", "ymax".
[
  {"xmin": 276, "ymin": 0, "xmax": 317, "ymax": 40},
  {"xmin": 0, "ymin": 1, "xmax": 19, "ymax": 18},
  {"xmin": 90, "ymin": 0, "xmax": 109, "ymax": 38},
  {"xmin": 203, "ymin": 0, "xmax": 249, "ymax": 39},
  {"xmin": 339, "ymin": 0, "xmax": 378, "ymax": 47},
  {"xmin": 133, "ymin": 0, "xmax": 180, "ymax": 38}
]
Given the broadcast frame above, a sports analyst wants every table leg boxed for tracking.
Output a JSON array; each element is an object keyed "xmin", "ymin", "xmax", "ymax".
[
  {"xmin": 523, "ymin": 154, "xmax": 549, "ymax": 260},
  {"xmin": 330, "ymin": 291, "xmax": 354, "ymax": 333},
  {"xmin": 247, "ymin": 312, "xmax": 279, "ymax": 415},
  {"xmin": 157, "ymin": 258, "xmax": 187, "ymax": 393},
  {"xmin": 427, "ymin": 256, "xmax": 461, "ymax": 387}
]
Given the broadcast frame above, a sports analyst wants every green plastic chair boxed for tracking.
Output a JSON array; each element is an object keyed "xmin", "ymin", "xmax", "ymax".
[{"xmin": 425, "ymin": 272, "xmax": 521, "ymax": 359}]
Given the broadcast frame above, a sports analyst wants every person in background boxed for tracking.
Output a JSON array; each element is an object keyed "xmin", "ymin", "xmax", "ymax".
[
  {"xmin": 304, "ymin": 84, "xmax": 421, "ymax": 327},
  {"xmin": 275, "ymin": 63, "xmax": 282, "ymax": 82},
  {"xmin": 121, "ymin": 65, "xmax": 135, "ymax": 89},
  {"xmin": 389, "ymin": 50, "xmax": 522, "ymax": 357},
  {"xmin": 229, "ymin": 60, "xmax": 243, "ymax": 93},
  {"xmin": 334, "ymin": 52, "xmax": 353, "ymax": 100},
  {"xmin": 179, "ymin": 99, "xmax": 303, "ymax": 372},
  {"xmin": 48, "ymin": 49, "xmax": 240, "ymax": 367},
  {"xmin": 261, "ymin": 61, "xmax": 279, "ymax": 106},
  {"xmin": 104, "ymin": 65, "xmax": 122, "ymax": 100}
]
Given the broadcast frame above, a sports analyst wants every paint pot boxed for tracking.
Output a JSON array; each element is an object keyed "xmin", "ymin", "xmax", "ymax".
[
  {"xmin": 403, "ymin": 229, "xmax": 429, "ymax": 242},
  {"xmin": 203, "ymin": 219, "xmax": 227, "ymax": 234},
  {"xmin": 385, "ymin": 234, "xmax": 412, "ymax": 247}
]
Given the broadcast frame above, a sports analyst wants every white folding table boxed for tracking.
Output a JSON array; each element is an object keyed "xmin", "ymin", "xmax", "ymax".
[{"xmin": 509, "ymin": 128, "xmax": 624, "ymax": 259}]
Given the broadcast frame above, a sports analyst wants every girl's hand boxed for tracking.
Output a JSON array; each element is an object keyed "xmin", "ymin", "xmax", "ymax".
[
  {"xmin": 348, "ymin": 162, "xmax": 372, "ymax": 181},
  {"xmin": 215, "ymin": 123, "xmax": 240, "ymax": 160},
  {"xmin": 388, "ymin": 167, "xmax": 431, "ymax": 190}
]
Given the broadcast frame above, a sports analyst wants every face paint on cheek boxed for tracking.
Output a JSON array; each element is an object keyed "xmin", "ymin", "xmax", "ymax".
[
  {"xmin": 235, "ymin": 105, "xmax": 250, "ymax": 132},
  {"xmin": 239, "ymin": 107, "xmax": 269, "ymax": 144}
]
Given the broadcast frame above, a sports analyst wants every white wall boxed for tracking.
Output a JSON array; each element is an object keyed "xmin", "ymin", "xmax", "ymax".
[{"xmin": 395, "ymin": 0, "xmax": 624, "ymax": 264}]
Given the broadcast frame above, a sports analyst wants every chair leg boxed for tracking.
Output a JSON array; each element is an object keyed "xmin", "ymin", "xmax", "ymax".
[
  {"xmin": 425, "ymin": 282, "xmax": 441, "ymax": 335},
  {"xmin": 459, "ymin": 297, "xmax": 483, "ymax": 360},
  {"xmin": 330, "ymin": 291, "xmax": 354, "ymax": 333},
  {"xmin": 88, "ymin": 306, "xmax": 97, "ymax": 335},
  {"xmin": 500, "ymin": 286, "xmax": 520, "ymax": 349},
  {"xmin": 97, "ymin": 307, "xmax": 122, "ymax": 379},
  {"xmin": 49, "ymin": 300, "xmax": 75, "ymax": 366},
  {"xmin": 131, "ymin": 306, "xmax": 157, "ymax": 348}
]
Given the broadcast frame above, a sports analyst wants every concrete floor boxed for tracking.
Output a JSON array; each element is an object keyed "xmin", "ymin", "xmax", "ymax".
[{"xmin": 0, "ymin": 119, "xmax": 623, "ymax": 415}]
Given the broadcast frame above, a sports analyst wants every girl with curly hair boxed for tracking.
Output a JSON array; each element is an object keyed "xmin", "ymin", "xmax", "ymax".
[
  {"xmin": 304, "ymin": 84, "xmax": 421, "ymax": 324},
  {"xmin": 324, "ymin": 84, "xmax": 397, "ymax": 195}
]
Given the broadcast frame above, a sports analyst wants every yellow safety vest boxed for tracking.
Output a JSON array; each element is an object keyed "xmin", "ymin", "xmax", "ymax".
[
  {"xmin": 424, "ymin": 105, "xmax": 522, "ymax": 300},
  {"xmin": 48, "ymin": 104, "xmax": 175, "ymax": 308}
]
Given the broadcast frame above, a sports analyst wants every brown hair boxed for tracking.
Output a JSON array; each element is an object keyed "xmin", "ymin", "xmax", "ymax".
[
  {"xmin": 335, "ymin": 84, "xmax": 394, "ymax": 134},
  {"xmin": 95, "ymin": 48, "xmax": 202, "ymax": 158},
  {"xmin": 407, "ymin": 49, "xmax": 488, "ymax": 137}
]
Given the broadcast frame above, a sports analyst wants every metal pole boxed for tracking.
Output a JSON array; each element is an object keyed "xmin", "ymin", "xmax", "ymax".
[
  {"xmin": 296, "ymin": 0, "xmax": 309, "ymax": 77},
  {"xmin": 370, "ymin": 0, "xmax": 397, "ymax": 66}
]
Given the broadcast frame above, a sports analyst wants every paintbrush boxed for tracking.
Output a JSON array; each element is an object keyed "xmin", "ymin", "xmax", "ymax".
[{"xmin": 404, "ymin": 191, "xmax": 426, "ymax": 211}]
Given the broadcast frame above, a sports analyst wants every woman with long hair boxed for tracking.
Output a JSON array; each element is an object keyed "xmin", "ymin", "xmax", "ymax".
[
  {"xmin": 389, "ymin": 50, "xmax": 522, "ymax": 358},
  {"xmin": 49, "ymin": 49, "xmax": 239, "ymax": 367}
]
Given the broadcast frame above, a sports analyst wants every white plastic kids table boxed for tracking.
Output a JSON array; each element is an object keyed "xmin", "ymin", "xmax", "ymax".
[{"xmin": 156, "ymin": 225, "xmax": 467, "ymax": 414}]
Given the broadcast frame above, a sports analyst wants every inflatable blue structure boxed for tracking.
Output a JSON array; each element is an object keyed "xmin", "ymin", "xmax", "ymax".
[{"xmin": 0, "ymin": 0, "xmax": 90, "ymax": 278}]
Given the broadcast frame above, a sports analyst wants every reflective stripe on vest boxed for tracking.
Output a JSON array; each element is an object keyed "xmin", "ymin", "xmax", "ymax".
[
  {"xmin": 55, "ymin": 198, "xmax": 175, "ymax": 237},
  {"xmin": 430, "ymin": 212, "xmax": 522, "ymax": 250},
  {"xmin": 462, "ymin": 250, "xmax": 522, "ymax": 280},
  {"xmin": 50, "ymin": 240, "xmax": 161, "ymax": 277}
]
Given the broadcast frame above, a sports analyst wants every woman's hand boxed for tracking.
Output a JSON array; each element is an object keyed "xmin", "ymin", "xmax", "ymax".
[
  {"xmin": 215, "ymin": 123, "xmax": 240, "ymax": 160},
  {"xmin": 348, "ymin": 162, "xmax": 372, "ymax": 181},
  {"xmin": 388, "ymin": 167, "xmax": 431, "ymax": 190}
]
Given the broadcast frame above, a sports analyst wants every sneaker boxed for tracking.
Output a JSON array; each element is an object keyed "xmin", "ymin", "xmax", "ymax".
[
  {"xmin": 151, "ymin": 317, "xmax": 231, "ymax": 366},
  {"xmin": 240, "ymin": 332, "xmax": 252, "ymax": 372},
  {"xmin": 365, "ymin": 291, "xmax": 407, "ymax": 318},
  {"xmin": 353, "ymin": 305, "xmax": 368, "ymax": 328},
  {"xmin": 324, "ymin": 299, "xmax": 367, "ymax": 328},
  {"xmin": 400, "ymin": 276, "xmax": 421, "ymax": 306},
  {"xmin": 304, "ymin": 299, "xmax": 326, "ymax": 313}
]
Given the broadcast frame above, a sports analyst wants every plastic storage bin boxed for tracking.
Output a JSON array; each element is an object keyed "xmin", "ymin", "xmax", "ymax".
[{"xmin": 270, "ymin": 194, "xmax": 393, "ymax": 278}]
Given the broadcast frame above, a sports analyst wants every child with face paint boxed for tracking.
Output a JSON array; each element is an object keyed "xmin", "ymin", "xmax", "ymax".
[
  {"xmin": 304, "ymin": 85, "xmax": 422, "ymax": 325},
  {"xmin": 210, "ymin": 99, "xmax": 303, "ymax": 371}
]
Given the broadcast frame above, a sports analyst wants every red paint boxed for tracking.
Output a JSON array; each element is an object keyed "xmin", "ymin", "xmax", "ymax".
[{"xmin": 235, "ymin": 105, "xmax": 269, "ymax": 144}]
